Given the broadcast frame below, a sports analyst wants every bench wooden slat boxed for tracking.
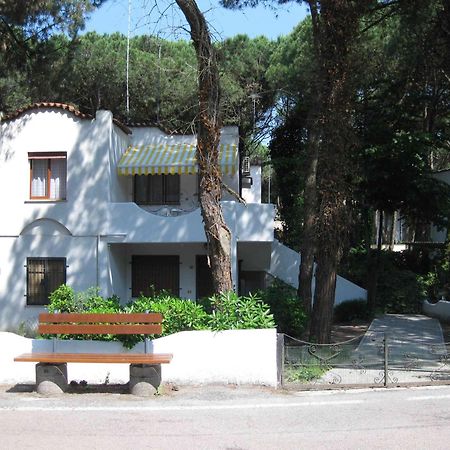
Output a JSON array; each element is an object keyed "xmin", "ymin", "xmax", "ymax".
[
  {"xmin": 39, "ymin": 324, "xmax": 163, "ymax": 335},
  {"xmin": 14, "ymin": 352, "xmax": 173, "ymax": 364},
  {"xmin": 39, "ymin": 312, "xmax": 163, "ymax": 323}
]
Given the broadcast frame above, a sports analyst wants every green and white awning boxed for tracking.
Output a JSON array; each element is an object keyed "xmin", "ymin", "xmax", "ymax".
[{"xmin": 118, "ymin": 143, "xmax": 238, "ymax": 176}]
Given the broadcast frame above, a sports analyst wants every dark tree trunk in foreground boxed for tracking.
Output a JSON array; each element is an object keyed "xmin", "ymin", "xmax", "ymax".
[
  {"xmin": 306, "ymin": 0, "xmax": 365, "ymax": 343},
  {"xmin": 175, "ymin": 0, "xmax": 233, "ymax": 292},
  {"xmin": 297, "ymin": 1, "xmax": 321, "ymax": 330}
]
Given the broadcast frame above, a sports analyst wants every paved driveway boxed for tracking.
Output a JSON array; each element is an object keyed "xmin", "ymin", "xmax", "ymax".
[{"xmin": 319, "ymin": 314, "xmax": 448, "ymax": 385}]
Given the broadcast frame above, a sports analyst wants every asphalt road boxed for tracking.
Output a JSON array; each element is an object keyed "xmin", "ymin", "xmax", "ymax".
[{"xmin": 1, "ymin": 384, "xmax": 450, "ymax": 449}]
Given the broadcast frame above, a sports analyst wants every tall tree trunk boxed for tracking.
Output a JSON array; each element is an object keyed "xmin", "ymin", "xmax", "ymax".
[
  {"xmin": 298, "ymin": 1, "xmax": 321, "ymax": 328},
  {"xmin": 310, "ymin": 248, "xmax": 337, "ymax": 343},
  {"xmin": 307, "ymin": 0, "xmax": 365, "ymax": 343},
  {"xmin": 297, "ymin": 104, "xmax": 320, "ymax": 324},
  {"xmin": 175, "ymin": 0, "xmax": 233, "ymax": 292}
]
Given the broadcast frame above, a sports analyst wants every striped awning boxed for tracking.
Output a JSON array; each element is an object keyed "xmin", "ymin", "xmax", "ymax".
[{"xmin": 117, "ymin": 143, "xmax": 238, "ymax": 176}]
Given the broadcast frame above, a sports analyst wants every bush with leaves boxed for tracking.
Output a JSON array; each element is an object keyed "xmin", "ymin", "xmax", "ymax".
[
  {"xmin": 258, "ymin": 279, "xmax": 307, "ymax": 337},
  {"xmin": 206, "ymin": 291, "xmax": 275, "ymax": 331},
  {"xmin": 125, "ymin": 292, "xmax": 209, "ymax": 335},
  {"xmin": 48, "ymin": 285, "xmax": 121, "ymax": 313},
  {"xmin": 333, "ymin": 299, "xmax": 371, "ymax": 323},
  {"xmin": 46, "ymin": 286, "xmax": 122, "ymax": 342},
  {"xmin": 46, "ymin": 287, "xmax": 275, "ymax": 348}
]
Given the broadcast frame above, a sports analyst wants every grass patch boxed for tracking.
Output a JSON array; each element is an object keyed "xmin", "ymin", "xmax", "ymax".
[{"xmin": 285, "ymin": 364, "xmax": 329, "ymax": 383}]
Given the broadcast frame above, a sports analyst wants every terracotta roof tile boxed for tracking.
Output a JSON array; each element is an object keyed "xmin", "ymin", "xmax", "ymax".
[{"xmin": 2, "ymin": 102, "xmax": 131, "ymax": 135}]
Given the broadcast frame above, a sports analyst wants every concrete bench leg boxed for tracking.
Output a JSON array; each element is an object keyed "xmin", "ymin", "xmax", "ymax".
[
  {"xmin": 36, "ymin": 363, "xmax": 68, "ymax": 395},
  {"xmin": 129, "ymin": 364, "xmax": 161, "ymax": 396}
]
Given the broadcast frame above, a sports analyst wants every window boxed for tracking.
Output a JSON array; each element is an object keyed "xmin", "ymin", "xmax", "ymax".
[
  {"xmin": 26, "ymin": 258, "xmax": 66, "ymax": 306},
  {"xmin": 132, "ymin": 255, "xmax": 179, "ymax": 297},
  {"xmin": 134, "ymin": 174, "xmax": 179, "ymax": 205},
  {"xmin": 29, "ymin": 152, "xmax": 67, "ymax": 200}
]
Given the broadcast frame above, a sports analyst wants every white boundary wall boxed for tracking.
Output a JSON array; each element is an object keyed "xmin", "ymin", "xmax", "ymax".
[
  {"xmin": 423, "ymin": 299, "xmax": 450, "ymax": 323},
  {"xmin": 0, "ymin": 328, "xmax": 278, "ymax": 387}
]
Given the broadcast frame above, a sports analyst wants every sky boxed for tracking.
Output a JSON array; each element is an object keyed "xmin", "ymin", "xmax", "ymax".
[{"xmin": 83, "ymin": 0, "xmax": 308, "ymax": 41}]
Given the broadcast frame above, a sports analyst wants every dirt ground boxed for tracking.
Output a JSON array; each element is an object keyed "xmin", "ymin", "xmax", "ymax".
[{"xmin": 331, "ymin": 322, "xmax": 369, "ymax": 343}]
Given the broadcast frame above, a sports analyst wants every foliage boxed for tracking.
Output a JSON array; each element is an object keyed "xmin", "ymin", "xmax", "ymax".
[
  {"xmin": 125, "ymin": 292, "xmax": 209, "ymax": 335},
  {"xmin": 206, "ymin": 291, "xmax": 275, "ymax": 331},
  {"xmin": 285, "ymin": 364, "xmax": 328, "ymax": 383},
  {"xmin": 333, "ymin": 300, "xmax": 371, "ymax": 324},
  {"xmin": 420, "ymin": 241, "xmax": 450, "ymax": 301},
  {"xmin": 339, "ymin": 248, "xmax": 428, "ymax": 314},
  {"xmin": 46, "ymin": 287, "xmax": 275, "ymax": 348},
  {"xmin": 269, "ymin": 105, "xmax": 308, "ymax": 249},
  {"xmin": 48, "ymin": 285, "xmax": 121, "ymax": 313},
  {"xmin": 258, "ymin": 279, "xmax": 308, "ymax": 337}
]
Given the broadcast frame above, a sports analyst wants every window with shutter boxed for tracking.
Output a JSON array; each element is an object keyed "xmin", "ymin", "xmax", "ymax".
[
  {"xmin": 26, "ymin": 257, "xmax": 66, "ymax": 305},
  {"xmin": 131, "ymin": 255, "xmax": 179, "ymax": 297}
]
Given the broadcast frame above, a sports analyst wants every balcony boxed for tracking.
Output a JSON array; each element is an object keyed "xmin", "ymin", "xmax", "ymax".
[{"xmin": 105, "ymin": 201, "xmax": 275, "ymax": 244}]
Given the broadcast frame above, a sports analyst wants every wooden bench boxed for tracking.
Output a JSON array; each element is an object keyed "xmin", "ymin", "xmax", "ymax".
[{"xmin": 15, "ymin": 312, "xmax": 173, "ymax": 395}]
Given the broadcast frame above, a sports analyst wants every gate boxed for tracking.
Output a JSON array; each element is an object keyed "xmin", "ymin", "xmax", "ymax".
[{"xmin": 281, "ymin": 332, "xmax": 450, "ymax": 388}]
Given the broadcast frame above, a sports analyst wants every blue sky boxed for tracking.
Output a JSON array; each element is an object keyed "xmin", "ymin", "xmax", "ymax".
[{"xmin": 83, "ymin": 0, "xmax": 308, "ymax": 40}]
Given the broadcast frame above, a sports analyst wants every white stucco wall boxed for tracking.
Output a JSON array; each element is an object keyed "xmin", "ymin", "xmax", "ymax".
[
  {"xmin": 423, "ymin": 299, "xmax": 450, "ymax": 322},
  {"xmin": 0, "ymin": 328, "xmax": 279, "ymax": 386},
  {"xmin": 242, "ymin": 165, "xmax": 262, "ymax": 204}
]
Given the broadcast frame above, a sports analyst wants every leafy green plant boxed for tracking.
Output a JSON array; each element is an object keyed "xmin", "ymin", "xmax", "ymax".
[
  {"xmin": 334, "ymin": 299, "xmax": 371, "ymax": 323},
  {"xmin": 285, "ymin": 364, "xmax": 328, "ymax": 383},
  {"xmin": 125, "ymin": 291, "xmax": 209, "ymax": 335},
  {"xmin": 47, "ymin": 284, "xmax": 76, "ymax": 312},
  {"xmin": 258, "ymin": 279, "xmax": 307, "ymax": 337},
  {"xmin": 207, "ymin": 291, "xmax": 275, "ymax": 331},
  {"xmin": 45, "ymin": 286, "xmax": 275, "ymax": 348}
]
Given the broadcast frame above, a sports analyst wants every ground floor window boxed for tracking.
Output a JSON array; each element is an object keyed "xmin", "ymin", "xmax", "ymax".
[
  {"xmin": 131, "ymin": 255, "xmax": 179, "ymax": 297},
  {"xmin": 26, "ymin": 257, "xmax": 66, "ymax": 305}
]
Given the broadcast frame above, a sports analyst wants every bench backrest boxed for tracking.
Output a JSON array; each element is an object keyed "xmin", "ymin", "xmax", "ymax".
[{"xmin": 38, "ymin": 313, "xmax": 163, "ymax": 336}]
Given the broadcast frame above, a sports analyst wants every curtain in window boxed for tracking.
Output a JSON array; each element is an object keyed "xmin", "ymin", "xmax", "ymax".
[
  {"xmin": 50, "ymin": 158, "xmax": 67, "ymax": 199},
  {"xmin": 165, "ymin": 175, "xmax": 180, "ymax": 204},
  {"xmin": 31, "ymin": 160, "xmax": 48, "ymax": 197}
]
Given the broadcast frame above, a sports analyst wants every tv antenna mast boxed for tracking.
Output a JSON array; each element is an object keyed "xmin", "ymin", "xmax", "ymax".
[{"xmin": 126, "ymin": 0, "xmax": 132, "ymax": 118}]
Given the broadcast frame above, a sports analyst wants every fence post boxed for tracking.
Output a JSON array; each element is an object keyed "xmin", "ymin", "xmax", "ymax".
[
  {"xmin": 277, "ymin": 333, "xmax": 285, "ymax": 387},
  {"xmin": 384, "ymin": 332, "xmax": 389, "ymax": 387}
]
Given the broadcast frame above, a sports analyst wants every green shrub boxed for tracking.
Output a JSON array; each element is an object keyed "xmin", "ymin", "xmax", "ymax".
[
  {"xmin": 48, "ymin": 286, "xmax": 121, "ymax": 313},
  {"xmin": 334, "ymin": 299, "xmax": 371, "ymax": 323},
  {"xmin": 48, "ymin": 285, "xmax": 76, "ymax": 312},
  {"xmin": 258, "ymin": 279, "xmax": 307, "ymax": 337},
  {"xmin": 46, "ymin": 286, "xmax": 275, "ymax": 348},
  {"xmin": 339, "ymin": 248, "xmax": 428, "ymax": 314},
  {"xmin": 125, "ymin": 292, "xmax": 209, "ymax": 335},
  {"xmin": 46, "ymin": 286, "xmax": 122, "ymax": 343},
  {"xmin": 375, "ymin": 267, "xmax": 426, "ymax": 314},
  {"xmin": 207, "ymin": 291, "xmax": 275, "ymax": 331}
]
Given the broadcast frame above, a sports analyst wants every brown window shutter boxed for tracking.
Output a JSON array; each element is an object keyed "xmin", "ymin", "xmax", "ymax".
[{"xmin": 132, "ymin": 255, "xmax": 180, "ymax": 297}]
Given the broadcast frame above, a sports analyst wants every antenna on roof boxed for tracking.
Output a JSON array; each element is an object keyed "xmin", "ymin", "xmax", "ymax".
[{"xmin": 126, "ymin": 0, "xmax": 132, "ymax": 119}]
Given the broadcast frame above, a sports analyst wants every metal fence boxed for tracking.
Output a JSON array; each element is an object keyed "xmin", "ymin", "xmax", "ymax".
[{"xmin": 281, "ymin": 333, "xmax": 450, "ymax": 388}]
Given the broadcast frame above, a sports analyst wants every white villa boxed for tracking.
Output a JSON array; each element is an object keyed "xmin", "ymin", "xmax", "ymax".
[{"xmin": 0, "ymin": 103, "xmax": 366, "ymax": 332}]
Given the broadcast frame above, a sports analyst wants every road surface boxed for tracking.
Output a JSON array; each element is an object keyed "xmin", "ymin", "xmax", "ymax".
[{"xmin": 1, "ymin": 384, "xmax": 449, "ymax": 449}]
